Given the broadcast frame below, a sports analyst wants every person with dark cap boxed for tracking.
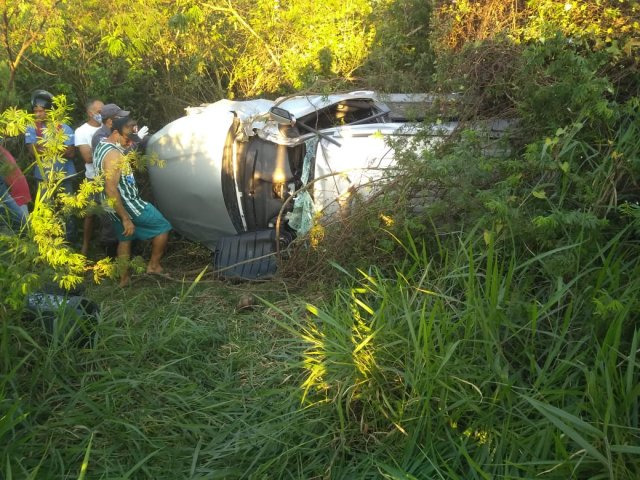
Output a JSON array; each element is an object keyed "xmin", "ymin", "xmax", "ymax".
[
  {"xmin": 92, "ymin": 103, "xmax": 148, "ymax": 151},
  {"xmin": 93, "ymin": 110, "xmax": 171, "ymax": 287},
  {"xmin": 91, "ymin": 103, "xmax": 142, "ymax": 257},
  {"xmin": 91, "ymin": 103, "xmax": 122, "ymax": 150}
]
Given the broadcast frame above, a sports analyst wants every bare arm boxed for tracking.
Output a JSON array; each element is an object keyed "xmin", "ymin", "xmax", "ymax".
[
  {"xmin": 103, "ymin": 149, "xmax": 135, "ymax": 236},
  {"xmin": 27, "ymin": 143, "xmax": 37, "ymax": 160},
  {"xmin": 78, "ymin": 144, "xmax": 92, "ymax": 164},
  {"xmin": 63, "ymin": 144, "xmax": 76, "ymax": 159}
]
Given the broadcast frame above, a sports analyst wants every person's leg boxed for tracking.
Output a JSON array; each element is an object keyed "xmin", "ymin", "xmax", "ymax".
[
  {"xmin": 117, "ymin": 240, "xmax": 132, "ymax": 287},
  {"xmin": 61, "ymin": 179, "xmax": 77, "ymax": 244},
  {"xmin": 18, "ymin": 204, "xmax": 29, "ymax": 218},
  {"xmin": 98, "ymin": 213, "xmax": 119, "ymax": 257},
  {"xmin": 0, "ymin": 179, "xmax": 27, "ymax": 229},
  {"xmin": 81, "ymin": 214, "xmax": 94, "ymax": 256},
  {"xmin": 147, "ymin": 232, "xmax": 169, "ymax": 274},
  {"xmin": 130, "ymin": 204, "xmax": 171, "ymax": 274}
]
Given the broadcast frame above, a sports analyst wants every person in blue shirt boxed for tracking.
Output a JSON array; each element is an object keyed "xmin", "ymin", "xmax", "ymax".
[
  {"xmin": 25, "ymin": 89, "xmax": 77, "ymax": 241},
  {"xmin": 25, "ymin": 90, "xmax": 76, "ymax": 183}
]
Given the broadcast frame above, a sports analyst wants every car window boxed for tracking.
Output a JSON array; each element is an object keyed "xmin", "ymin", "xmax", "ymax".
[{"xmin": 297, "ymin": 99, "xmax": 386, "ymax": 130}]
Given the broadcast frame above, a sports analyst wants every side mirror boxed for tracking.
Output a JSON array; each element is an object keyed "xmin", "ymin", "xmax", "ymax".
[{"xmin": 269, "ymin": 107, "xmax": 295, "ymax": 126}]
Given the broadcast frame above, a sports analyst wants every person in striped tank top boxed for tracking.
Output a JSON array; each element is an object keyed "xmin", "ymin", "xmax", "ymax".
[{"xmin": 93, "ymin": 110, "xmax": 171, "ymax": 286}]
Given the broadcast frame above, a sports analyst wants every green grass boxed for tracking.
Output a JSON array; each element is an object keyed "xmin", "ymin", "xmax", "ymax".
[{"xmin": 2, "ymin": 226, "xmax": 639, "ymax": 479}]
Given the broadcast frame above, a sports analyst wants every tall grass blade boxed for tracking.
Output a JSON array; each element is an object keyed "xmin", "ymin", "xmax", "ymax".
[
  {"xmin": 76, "ymin": 432, "xmax": 93, "ymax": 480},
  {"xmin": 522, "ymin": 395, "xmax": 608, "ymax": 467},
  {"xmin": 122, "ymin": 449, "xmax": 161, "ymax": 479},
  {"xmin": 434, "ymin": 340, "xmax": 461, "ymax": 378},
  {"xmin": 180, "ymin": 265, "xmax": 209, "ymax": 301},
  {"xmin": 190, "ymin": 437, "xmax": 203, "ymax": 478}
]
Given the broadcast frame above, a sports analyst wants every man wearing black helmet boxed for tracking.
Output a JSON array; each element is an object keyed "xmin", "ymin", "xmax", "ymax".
[
  {"xmin": 25, "ymin": 90, "xmax": 76, "ymax": 182},
  {"xmin": 93, "ymin": 107, "xmax": 171, "ymax": 286},
  {"xmin": 25, "ymin": 89, "xmax": 77, "ymax": 241}
]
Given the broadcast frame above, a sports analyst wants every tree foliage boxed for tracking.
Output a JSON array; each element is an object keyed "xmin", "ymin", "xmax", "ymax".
[
  {"xmin": 0, "ymin": 0, "xmax": 66, "ymax": 105},
  {"xmin": 3, "ymin": 0, "xmax": 382, "ymax": 125},
  {"xmin": 1, "ymin": 0, "xmax": 638, "ymax": 126},
  {"xmin": 0, "ymin": 99, "xmax": 114, "ymax": 311},
  {"xmin": 434, "ymin": 0, "xmax": 639, "ymax": 51}
]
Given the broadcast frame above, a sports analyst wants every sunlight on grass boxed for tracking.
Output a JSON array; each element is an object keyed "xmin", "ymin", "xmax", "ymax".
[
  {"xmin": 300, "ymin": 320, "xmax": 330, "ymax": 403},
  {"xmin": 349, "ymin": 287, "xmax": 377, "ymax": 381},
  {"xmin": 77, "ymin": 432, "xmax": 93, "ymax": 480}
]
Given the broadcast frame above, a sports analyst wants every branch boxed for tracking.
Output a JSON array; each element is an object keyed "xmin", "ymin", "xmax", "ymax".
[
  {"xmin": 5, "ymin": 0, "xmax": 62, "ymax": 73},
  {"xmin": 203, "ymin": 2, "xmax": 280, "ymax": 68},
  {"xmin": 2, "ymin": 8, "xmax": 13, "ymax": 67},
  {"xmin": 23, "ymin": 54, "xmax": 57, "ymax": 76}
]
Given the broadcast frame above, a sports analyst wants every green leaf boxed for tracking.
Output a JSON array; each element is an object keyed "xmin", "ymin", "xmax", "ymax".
[
  {"xmin": 610, "ymin": 444, "xmax": 640, "ymax": 455},
  {"xmin": 532, "ymin": 190, "xmax": 547, "ymax": 199}
]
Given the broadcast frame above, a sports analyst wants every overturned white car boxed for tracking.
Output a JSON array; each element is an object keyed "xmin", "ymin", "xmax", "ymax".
[{"xmin": 146, "ymin": 91, "xmax": 507, "ymax": 278}]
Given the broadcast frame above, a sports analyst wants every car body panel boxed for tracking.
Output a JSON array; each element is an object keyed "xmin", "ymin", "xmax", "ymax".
[
  {"xmin": 146, "ymin": 102, "xmax": 238, "ymax": 245},
  {"xmin": 312, "ymin": 122, "xmax": 459, "ymax": 216},
  {"xmin": 312, "ymin": 124, "xmax": 407, "ymax": 216}
]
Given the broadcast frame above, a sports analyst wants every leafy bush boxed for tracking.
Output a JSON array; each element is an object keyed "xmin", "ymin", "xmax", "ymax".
[
  {"xmin": 0, "ymin": 99, "xmax": 114, "ymax": 314},
  {"xmin": 275, "ymin": 226, "xmax": 640, "ymax": 478},
  {"xmin": 276, "ymin": 33, "xmax": 640, "ymax": 477}
]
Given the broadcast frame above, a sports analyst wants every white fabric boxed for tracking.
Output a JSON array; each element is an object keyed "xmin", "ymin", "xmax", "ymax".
[
  {"xmin": 75, "ymin": 122, "xmax": 101, "ymax": 179},
  {"xmin": 75, "ymin": 122, "xmax": 101, "ymax": 147},
  {"xmin": 84, "ymin": 163, "xmax": 96, "ymax": 179},
  {"xmin": 137, "ymin": 125, "xmax": 149, "ymax": 139}
]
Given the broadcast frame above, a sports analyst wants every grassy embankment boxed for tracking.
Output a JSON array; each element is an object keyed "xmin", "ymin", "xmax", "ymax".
[
  {"xmin": 2, "ymin": 221, "xmax": 639, "ymax": 478},
  {"xmin": 3, "ymin": 13, "xmax": 640, "ymax": 477}
]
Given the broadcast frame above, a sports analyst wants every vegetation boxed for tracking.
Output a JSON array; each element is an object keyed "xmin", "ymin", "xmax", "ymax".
[
  {"xmin": 1, "ymin": 0, "xmax": 383, "ymax": 126},
  {"xmin": 1, "ymin": 0, "xmax": 639, "ymax": 478},
  {"xmin": 1, "ymin": 97, "xmax": 113, "ymax": 310}
]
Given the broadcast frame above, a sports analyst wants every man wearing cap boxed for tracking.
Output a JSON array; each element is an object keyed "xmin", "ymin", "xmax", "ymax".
[
  {"xmin": 92, "ymin": 104, "xmax": 149, "ymax": 151},
  {"xmin": 91, "ymin": 103, "xmax": 122, "ymax": 150},
  {"xmin": 93, "ymin": 111, "xmax": 171, "ymax": 286},
  {"xmin": 75, "ymin": 98, "xmax": 104, "ymax": 255}
]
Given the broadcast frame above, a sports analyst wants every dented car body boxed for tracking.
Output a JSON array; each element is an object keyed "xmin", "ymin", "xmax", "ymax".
[{"xmin": 146, "ymin": 91, "xmax": 459, "ymax": 254}]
